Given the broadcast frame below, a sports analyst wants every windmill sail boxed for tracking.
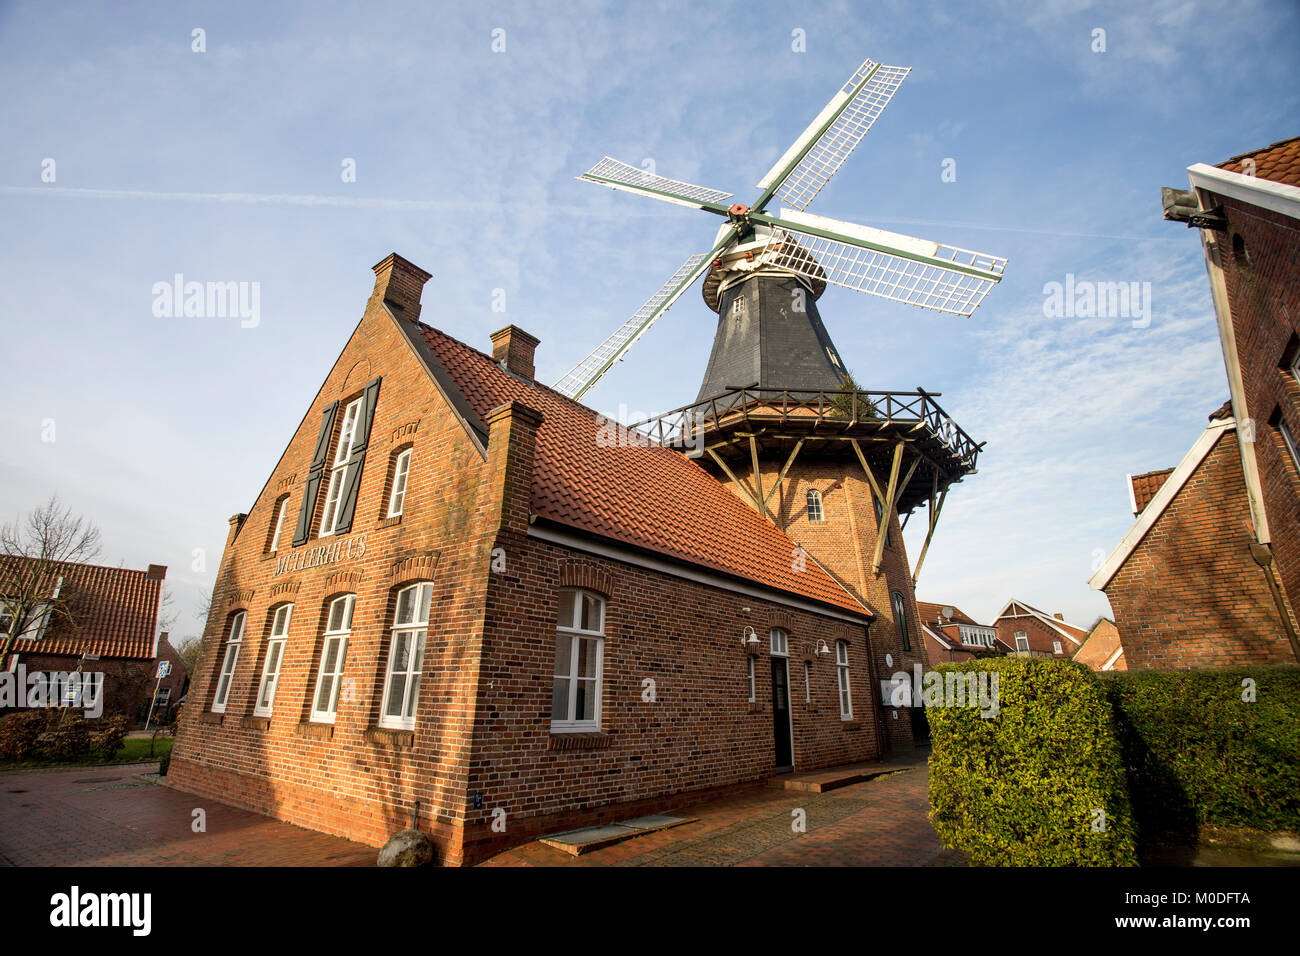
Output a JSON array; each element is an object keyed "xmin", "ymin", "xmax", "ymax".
[
  {"xmin": 578, "ymin": 157, "xmax": 733, "ymax": 211},
  {"xmin": 758, "ymin": 208, "xmax": 1007, "ymax": 317},
  {"xmin": 553, "ymin": 252, "xmax": 714, "ymax": 400},
  {"xmin": 756, "ymin": 60, "xmax": 911, "ymax": 212}
]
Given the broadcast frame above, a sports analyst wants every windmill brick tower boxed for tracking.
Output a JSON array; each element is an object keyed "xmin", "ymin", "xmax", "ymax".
[{"xmin": 556, "ymin": 56, "xmax": 1002, "ymax": 748}]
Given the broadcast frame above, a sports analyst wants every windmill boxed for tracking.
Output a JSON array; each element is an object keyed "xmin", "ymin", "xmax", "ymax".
[
  {"xmin": 551, "ymin": 57, "xmax": 998, "ymax": 710},
  {"xmin": 553, "ymin": 57, "xmax": 1007, "ymax": 403}
]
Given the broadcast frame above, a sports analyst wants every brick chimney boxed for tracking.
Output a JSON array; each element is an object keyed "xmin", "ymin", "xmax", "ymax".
[
  {"xmin": 146, "ymin": 564, "xmax": 168, "ymax": 581},
  {"xmin": 490, "ymin": 325, "xmax": 540, "ymax": 382},
  {"xmin": 371, "ymin": 253, "xmax": 432, "ymax": 322}
]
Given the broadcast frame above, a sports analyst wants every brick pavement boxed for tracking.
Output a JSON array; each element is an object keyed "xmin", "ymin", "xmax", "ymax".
[
  {"xmin": 0, "ymin": 764, "xmax": 374, "ymax": 867},
  {"xmin": 480, "ymin": 748, "xmax": 966, "ymax": 867}
]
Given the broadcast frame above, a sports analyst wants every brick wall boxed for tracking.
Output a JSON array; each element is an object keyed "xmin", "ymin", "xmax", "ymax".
[
  {"xmin": 1103, "ymin": 428, "xmax": 1294, "ymax": 667},
  {"xmin": 1212, "ymin": 194, "xmax": 1300, "ymax": 646},
  {"xmin": 993, "ymin": 611, "xmax": 1078, "ymax": 658},
  {"xmin": 708, "ymin": 456, "xmax": 929, "ymax": 750}
]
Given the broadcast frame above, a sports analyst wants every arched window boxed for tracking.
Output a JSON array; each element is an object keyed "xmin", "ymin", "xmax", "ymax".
[
  {"xmin": 769, "ymin": 627, "xmax": 789, "ymax": 656},
  {"xmin": 212, "ymin": 611, "xmax": 246, "ymax": 714},
  {"xmin": 380, "ymin": 583, "xmax": 432, "ymax": 730},
  {"xmin": 806, "ymin": 489, "xmax": 824, "ymax": 522},
  {"xmin": 253, "ymin": 603, "xmax": 293, "ymax": 717},
  {"xmin": 551, "ymin": 588, "xmax": 605, "ymax": 732},
  {"xmin": 387, "ymin": 447, "xmax": 413, "ymax": 518},
  {"xmin": 891, "ymin": 590, "xmax": 910, "ymax": 650},
  {"xmin": 267, "ymin": 495, "xmax": 290, "ymax": 553},
  {"xmin": 311, "ymin": 594, "xmax": 355, "ymax": 723},
  {"xmin": 835, "ymin": 640, "xmax": 852, "ymax": 719},
  {"xmin": 874, "ymin": 496, "xmax": 892, "ymax": 546}
]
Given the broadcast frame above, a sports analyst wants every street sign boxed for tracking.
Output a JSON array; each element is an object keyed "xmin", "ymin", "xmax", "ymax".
[{"xmin": 156, "ymin": 661, "xmax": 171, "ymax": 679}]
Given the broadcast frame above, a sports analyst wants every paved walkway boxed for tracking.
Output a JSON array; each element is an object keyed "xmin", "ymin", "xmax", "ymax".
[
  {"xmin": 0, "ymin": 763, "xmax": 374, "ymax": 866},
  {"xmin": 481, "ymin": 748, "xmax": 964, "ymax": 867}
]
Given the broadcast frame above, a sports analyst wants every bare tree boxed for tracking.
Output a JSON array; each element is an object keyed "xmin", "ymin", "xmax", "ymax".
[{"xmin": 0, "ymin": 495, "xmax": 102, "ymax": 669}]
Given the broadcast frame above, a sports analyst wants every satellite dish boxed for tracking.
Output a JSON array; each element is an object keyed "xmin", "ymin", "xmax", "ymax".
[{"xmin": 941, "ymin": 605, "xmax": 955, "ymax": 620}]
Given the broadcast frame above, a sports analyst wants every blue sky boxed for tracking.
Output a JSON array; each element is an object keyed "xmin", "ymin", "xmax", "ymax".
[{"xmin": 1, "ymin": 0, "xmax": 1298, "ymax": 638}]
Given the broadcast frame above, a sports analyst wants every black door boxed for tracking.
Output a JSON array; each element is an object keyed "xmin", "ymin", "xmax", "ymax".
[{"xmin": 771, "ymin": 657, "xmax": 793, "ymax": 770}]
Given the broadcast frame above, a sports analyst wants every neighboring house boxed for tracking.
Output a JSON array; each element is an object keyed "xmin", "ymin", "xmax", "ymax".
[
  {"xmin": 1090, "ymin": 136, "xmax": 1300, "ymax": 668},
  {"xmin": 171, "ymin": 254, "xmax": 892, "ymax": 868},
  {"xmin": 992, "ymin": 600, "xmax": 1087, "ymax": 659},
  {"xmin": 1072, "ymin": 618, "xmax": 1126, "ymax": 672},
  {"xmin": 916, "ymin": 601, "xmax": 1006, "ymax": 663},
  {"xmin": 1, "ymin": 558, "xmax": 171, "ymax": 718},
  {"xmin": 1090, "ymin": 406, "xmax": 1296, "ymax": 667}
]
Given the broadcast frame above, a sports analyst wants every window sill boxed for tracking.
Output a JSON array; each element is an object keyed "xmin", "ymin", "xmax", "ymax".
[
  {"xmin": 241, "ymin": 716, "xmax": 271, "ymax": 731},
  {"xmin": 548, "ymin": 732, "xmax": 611, "ymax": 752},
  {"xmin": 199, "ymin": 712, "xmax": 225, "ymax": 726},
  {"xmin": 378, "ymin": 514, "xmax": 403, "ymax": 529},
  {"xmin": 840, "ymin": 718, "xmax": 862, "ymax": 729},
  {"xmin": 365, "ymin": 726, "xmax": 415, "ymax": 748},
  {"xmin": 296, "ymin": 721, "xmax": 334, "ymax": 741}
]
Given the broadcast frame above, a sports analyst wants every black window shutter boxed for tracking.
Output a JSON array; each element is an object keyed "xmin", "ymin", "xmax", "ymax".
[
  {"xmin": 332, "ymin": 377, "xmax": 381, "ymax": 535},
  {"xmin": 292, "ymin": 401, "xmax": 339, "ymax": 547}
]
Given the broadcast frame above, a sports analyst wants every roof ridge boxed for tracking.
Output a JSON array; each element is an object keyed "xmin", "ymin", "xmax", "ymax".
[{"xmin": 1221, "ymin": 135, "xmax": 1300, "ymax": 166}]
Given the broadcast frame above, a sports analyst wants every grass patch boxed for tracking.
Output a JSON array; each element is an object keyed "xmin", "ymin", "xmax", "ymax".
[{"xmin": 0, "ymin": 735, "xmax": 172, "ymax": 771}]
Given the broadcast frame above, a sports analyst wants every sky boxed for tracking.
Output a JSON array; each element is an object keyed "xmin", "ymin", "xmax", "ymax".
[{"xmin": 1, "ymin": 0, "xmax": 1298, "ymax": 639}]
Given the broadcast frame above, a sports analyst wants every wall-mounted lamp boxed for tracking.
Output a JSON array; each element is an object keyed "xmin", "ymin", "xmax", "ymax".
[
  {"xmin": 812, "ymin": 639, "xmax": 831, "ymax": 657},
  {"xmin": 741, "ymin": 626, "xmax": 760, "ymax": 648}
]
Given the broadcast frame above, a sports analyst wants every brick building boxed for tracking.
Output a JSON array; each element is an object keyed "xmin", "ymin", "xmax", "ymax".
[
  {"xmin": 917, "ymin": 601, "xmax": 1006, "ymax": 663},
  {"xmin": 1089, "ymin": 136, "xmax": 1300, "ymax": 668},
  {"xmin": 1, "ymin": 558, "xmax": 179, "ymax": 718},
  {"xmin": 170, "ymin": 252, "xmax": 992, "ymax": 866},
  {"xmin": 992, "ymin": 599, "xmax": 1087, "ymax": 659},
  {"xmin": 1072, "ymin": 618, "xmax": 1126, "ymax": 672}
]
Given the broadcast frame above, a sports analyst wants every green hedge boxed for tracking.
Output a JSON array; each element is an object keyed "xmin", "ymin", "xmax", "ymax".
[
  {"xmin": 927, "ymin": 658, "xmax": 1138, "ymax": 866},
  {"xmin": 1100, "ymin": 666, "xmax": 1300, "ymax": 842}
]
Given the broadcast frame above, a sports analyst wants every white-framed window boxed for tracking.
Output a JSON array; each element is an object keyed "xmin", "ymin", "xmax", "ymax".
[
  {"xmin": 156, "ymin": 687, "xmax": 171, "ymax": 708},
  {"xmin": 803, "ymin": 660, "xmax": 812, "ymax": 703},
  {"xmin": 0, "ymin": 601, "xmax": 13, "ymax": 637},
  {"xmin": 311, "ymin": 594, "xmax": 354, "ymax": 723},
  {"xmin": 269, "ymin": 497, "xmax": 289, "ymax": 553},
  {"xmin": 1280, "ymin": 418, "xmax": 1300, "ymax": 476},
  {"xmin": 379, "ymin": 582, "xmax": 432, "ymax": 730},
  {"xmin": 1015, "ymin": 631, "xmax": 1029, "ymax": 652},
  {"xmin": 253, "ymin": 604, "xmax": 292, "ymax": 717},
  {"xmin": 387, "ymin": 448, "xmax": 413, "ymax": 518},
  {"xmin": 806, "ymin": 489, "xmax": 824, "ymax": 522},
  {"xmin": 320, "ymin": 397, "xmax": 363, "ymax": 536},
  {"xmin": 1052, "ymin": 640, "xmax": 1063, "ymax": 655},
  {"xmin": 835, "ymin": 640, "xmax": 852, "ymax": 719},
  {"xmin": 746, "ymin": 656, "xmax": 756, "ymax": 703},
  {"xmin": 770, "ymin": 627, "xmax": 789, "ymax": 656},
  {"xmin": 212, "ymin": 611, "xmax": 246, "ymax": 713},
  {"xmin": 550, "ymin": 588, "xmax": 604, "ymax": 732},
  {"xmin": 0, "ymin": 600, "xmax": 52, "ymax": 641},
  {"xmin": 892, "ymin": 590, "xmax": 910, "ymax": 651}
]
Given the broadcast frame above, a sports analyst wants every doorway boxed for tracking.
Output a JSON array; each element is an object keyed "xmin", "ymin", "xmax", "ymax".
[{"xmin": 771, "ymin": 657, "xmax": 794, "ymax": 771}]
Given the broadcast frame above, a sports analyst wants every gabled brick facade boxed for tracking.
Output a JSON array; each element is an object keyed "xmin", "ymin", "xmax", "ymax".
[{"xmin": 169, "ymin": 254, "xmax": 888, "ymax": 866}]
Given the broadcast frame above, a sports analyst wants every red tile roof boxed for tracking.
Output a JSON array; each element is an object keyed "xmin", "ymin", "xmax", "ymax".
[
  {"xmin": 1218, "ymin": 136, "xmax": 1300, "ymax": 188},
  {"xmin": 418, "ymin": 326, "xmax": 870, "ymax": 617},
  {"xmin": 915, "ymin": 601, "xmax": 979, "ymax": 627},
  {"xmin": 1130, "ymin": 468, "xmax": 1174, "ymax": 515},
  {"xmin": 1, "ymin": 557, "xmax": 163, "ymax": 660}
]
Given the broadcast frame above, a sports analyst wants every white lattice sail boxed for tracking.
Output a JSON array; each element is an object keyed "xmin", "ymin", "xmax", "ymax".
[{"xmin": 578, "ymin": 157, "xmax": 733, "ymax": 210}]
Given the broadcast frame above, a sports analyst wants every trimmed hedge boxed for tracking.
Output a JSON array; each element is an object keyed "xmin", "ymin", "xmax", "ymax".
[
  {"xmin": 0, "ymin": 710, "xmax": 130, "ymax": 764},
  {"xmin": 927, "ymin": 658, "xmax": 1138, "ymax": 866},
  {"xmin": 1100, "ymin": 665, "xmax": 1300, "ymax": 842}
]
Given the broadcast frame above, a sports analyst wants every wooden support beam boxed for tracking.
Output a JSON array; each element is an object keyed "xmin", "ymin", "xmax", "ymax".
[
  {"xmin": 850, "ymin": 439, "xmax": 886, "ymax": 504},
  {"xmin": 871, "ymin": 443, "xmax": 905, "ymax": 575},
  {"xmin": 707, "ymin": 448, "xmax": 763, "ymax": 512},
  {"xmin": 749, "ymin": 436, "xmax": 766, "ymax": 517},
  {"xmin": 761, "ymin": 438, "xmax": 805, "ymax": 513},
  {"xmin": 911, "ymin": 487, "xmax": 948, "ymax": 588}
]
